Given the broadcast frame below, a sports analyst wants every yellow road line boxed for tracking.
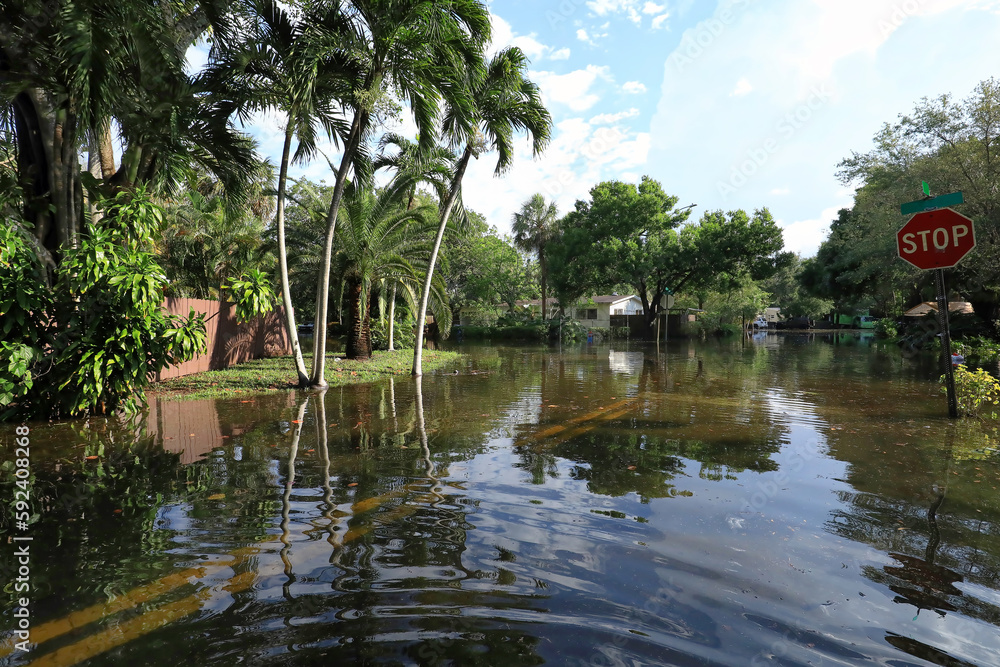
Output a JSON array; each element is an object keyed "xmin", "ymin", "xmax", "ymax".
[
  {"xmin": 518, "ymin": 398, "xmax": 635, "ymax": 442},
  {"xmin": 25, "ymin": 490, "xmax": 436, "ymax": 667},
  {"xmin": 10, "ymin": 400, "xmax": 640, "ymax": 665},
  {"xmin": 0, "ymin": 484, "xmax": 419, "ymax": 661}
]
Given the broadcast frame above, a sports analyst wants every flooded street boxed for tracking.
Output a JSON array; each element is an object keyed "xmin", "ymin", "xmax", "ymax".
[{"xmin": 3, "ymin": 335, "xmax": 1000, "ymax": 666}]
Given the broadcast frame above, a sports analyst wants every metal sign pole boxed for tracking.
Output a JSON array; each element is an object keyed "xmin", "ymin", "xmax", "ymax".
[{"xmin": 935, "ymin": 268, "xmax": 958, "ymax": 418}]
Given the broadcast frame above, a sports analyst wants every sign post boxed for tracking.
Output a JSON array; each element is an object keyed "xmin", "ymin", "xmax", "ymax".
[{"xmin": 897, "ymin": 198, "xmax": 975, "ymax": 418}]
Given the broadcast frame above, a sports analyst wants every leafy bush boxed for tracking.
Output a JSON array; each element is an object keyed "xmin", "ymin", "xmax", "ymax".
[
  {"xmin": 873, "ymin": 317, "xmax": 898, "ymax": 338},
  {"xmin": 1, "ymin": 189, "xmax": 210, "ymax": 419},
  {"xmin": 718, "ymin": 323, "xmax": 743, "ymax": 337},
  {"xmin": 944, "ymin": 365, "xmax": 1000, "ymax": 419},
  {"xmin": 371, "ymin": 318, "xmax": 415, "ymax": 350}
]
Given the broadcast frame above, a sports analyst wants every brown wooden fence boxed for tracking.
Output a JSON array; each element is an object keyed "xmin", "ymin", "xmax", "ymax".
[{"xmin": 154, "ymin": 297, "xmax": 291, "ymax": 381}]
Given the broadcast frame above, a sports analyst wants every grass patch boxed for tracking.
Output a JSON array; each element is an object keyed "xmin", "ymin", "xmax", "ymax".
[{"xmin": 152, "ymin": 349, "xmax": 462, "ymax": 400}]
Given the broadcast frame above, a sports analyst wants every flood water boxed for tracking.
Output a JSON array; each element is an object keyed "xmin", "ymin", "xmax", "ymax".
[{"xmin": 2, "ymin": 334, "xmax": 1000, "ymax": 666}]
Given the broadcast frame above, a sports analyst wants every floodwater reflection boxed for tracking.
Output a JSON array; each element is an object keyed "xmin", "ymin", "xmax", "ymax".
[{"xmin": 1, "ymin": 336, "xmax": 999, "ymax": 666}]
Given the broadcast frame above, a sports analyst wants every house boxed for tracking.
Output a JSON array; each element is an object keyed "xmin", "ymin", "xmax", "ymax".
[
  {"xmin": 903, "ymin": 301, "xmax": 975, "ymax": 317},
  {"xmin": 517, "ymin": 294, "xmax": 645, "ymax": 327}
]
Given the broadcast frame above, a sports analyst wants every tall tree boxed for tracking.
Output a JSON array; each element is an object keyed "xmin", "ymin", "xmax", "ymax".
[
  {"xmin": 511, "ymin": 193, "xmax": 558, "ymax": 321},
  {"xmin": 411, "ymin": 46, "xmax": 552, "ymax": 375},
  {"xmin": 309, "ymin": 0, "xmax": 491, "ymax": 387},
  {"xmin": 0, "ymin": 0, "xmax": 257, "ymax": 267},
  {"xmin": 547, "ymin": 177, "xmax": 790, "ymax": 328},
  {"xmin": 333, "ymin": 177, "xmax": 448, "ymax": 360},
  {"xmin": 203, "ymin": 0, "xmax": 358, "ymax": 386}
]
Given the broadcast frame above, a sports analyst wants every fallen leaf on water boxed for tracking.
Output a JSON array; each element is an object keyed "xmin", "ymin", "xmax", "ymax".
[
  {"xmin": 207, "ymin": 493, "xmax": 226, "ymax": 500},
  {"xmin": 627, "ymin": 465, "xmax": 637, "ymax": 470},
  {"xmin": 189, "ymin": 433, "xmax": 196, "ymax": 436},
  {"xmin": 85, "ymin": 455, "xmax": 99, "ymax": 460},
  {"xmin": 113, "ymin": 509, "xmax": 122, "ymax": 514},
  {"xmin": 307, "ymin": 449, "xmax": 315, "ymax": 453},
  {"xmin": 329, "ymin": 423, "xmax": 338, "ymax": 427},
  {"xmin": 291, "ymin": 420, "xmax": 302, "ymax": 424},
  {"xmin": 348, "ymin": 482, "xmax": 358, "ymax": 487}
]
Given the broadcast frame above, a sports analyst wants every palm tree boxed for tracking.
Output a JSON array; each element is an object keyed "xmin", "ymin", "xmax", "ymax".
[
  {"xmin": 512, "ymin": 194, "xmax": 558, "ymax": 321},
  {"xmin": 333, "ymin": 176, "xmax": 449, "ymax": 360},
  {"xmin": 412, "ymin": 46, "xmax": 552, "ymax": 376},
  {"xmin": 0, "ymin": 0, "xmax": 256, "ymax": 261},
  {"xmin": 202, "ymin": 0, "xmax": 358, "ymax": 386},
  {"xmin": 308, "ymin": 0, "xmax": 491, "ymax": 387}
]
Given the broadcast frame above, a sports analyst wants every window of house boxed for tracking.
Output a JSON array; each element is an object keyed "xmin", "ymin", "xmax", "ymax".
[
  {"xmin": 575, "ymin": 309, "xmax": 586, "ymax": 319},
  {"xmin": 614, "ymin": 308, "xmax": 624, "ymax": 315},
  {"xmin": 587, "ymin": 308, "xmax": 597, "ymax": 320}
]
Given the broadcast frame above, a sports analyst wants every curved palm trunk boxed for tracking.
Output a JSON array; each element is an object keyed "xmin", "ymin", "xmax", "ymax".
[
  {"xmin": 276, "ymin": 125, "xmax": 310, "ymax": 386},
  {"xmin": 311, "ymin": 112, "xmax": 365, "ymax": 387},
  {"xmin": 388, "ymin": 284, "xmax": 397, "ymax": 351},
  {"xmin": 412, "ymin": 146, "xmax": 472, "ymax": 376},
  {"xmin": 540, "ymin": 248, "xmax": 547, "ymax": 321}
]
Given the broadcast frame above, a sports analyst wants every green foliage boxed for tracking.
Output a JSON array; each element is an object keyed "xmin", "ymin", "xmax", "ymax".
[
  {"xmin": 371, "ymin": 317, "xmax": 415, "ymax": 351},
  {"xmin": 0, "ymin": 189, "xmax": 207, "ymax": 419},
  {"xmin": 873, "ymin": 317, "xmax": 898, "ymax": 338},
  {"xmin": 945, "ymin": 365, "xmax": 1000, "ymax": 419},
  {"xmin": 814, "ymin": 78, "xmax": 1000, "ymax": 320},
  {"xmin": 548, "ymin": 177, "xmax": 790, "ymax": 327},
  {"xmin": 225, "ymin": 268, "xmax": 276, "ymax": 323}
]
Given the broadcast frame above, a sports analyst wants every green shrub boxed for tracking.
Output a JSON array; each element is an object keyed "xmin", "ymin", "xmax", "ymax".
[
  {"xmin": 873, "ymin": 317, "xmax": 898, "ymax": 338},
  {"xmin": 718, "ymin": 323, "xmax": 742, "ymax": 337},
  {"xmin": 944, "ymin": 365, "xmax": 1000, "ymax": 419},
  {"xmin": 1, "ymin": 189, "xmax": 212, "ymax": 419},
  {"xmin": 372, "ymin": 318, "xmax": 415, "ymax": 350}
]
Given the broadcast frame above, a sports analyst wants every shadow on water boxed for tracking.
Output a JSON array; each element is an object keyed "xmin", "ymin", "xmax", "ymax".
[{"xmin": 1, "ymin": 337, "xmax": 999, "ymax": 665}]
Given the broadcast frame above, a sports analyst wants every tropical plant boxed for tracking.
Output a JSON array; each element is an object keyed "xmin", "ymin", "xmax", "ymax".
[
  {"xmin": 200, "ymin": 0, "xmax": 360, "ymax": 386},
  {"xmin": 333, "ymin": 177, "xmax": 449, "ymax": 360},
  {"xmin": 159, "ymin": 189, "xmax": 273, "ymax": 299},
  {"xmin": 512, "ymin": 193, "xmax": 558, "ymax": 320},
  {"xmin": 1, "ymin": 189, "xmax": 208, "ymax": 420},
  {"xmin": 946, "ymin": 365, "xmax": 1000, "ymax": 419},
  {"xmin": 412, "ymin": 45, "xmax": 552, "ymax": 375},
  {"xmin": 309, "ymin": 0, "xmax": 492, "ymax": 387},
  {"xmin": 0, "ymin": 0, "xmax": 258, "ymax": 261}
]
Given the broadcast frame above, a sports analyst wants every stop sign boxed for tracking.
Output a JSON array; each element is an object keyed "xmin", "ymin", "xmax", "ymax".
[{"xmin": 897, "ymin": 207, "xmax": 976, "ymax": 270}]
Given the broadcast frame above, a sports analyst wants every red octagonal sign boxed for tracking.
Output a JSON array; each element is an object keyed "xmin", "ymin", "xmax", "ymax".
[{"xmin": 897, "ymin": 207, "xmax": 976, "ymax": 270}]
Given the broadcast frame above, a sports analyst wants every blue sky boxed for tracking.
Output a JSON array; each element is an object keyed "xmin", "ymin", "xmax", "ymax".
[{"xmin": 206, "ymin": 0, "xmax": 1000, "ymax": 257}]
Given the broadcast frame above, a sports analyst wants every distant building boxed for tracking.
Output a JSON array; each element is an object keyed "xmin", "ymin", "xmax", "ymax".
[
  {"xmin": 903, "ymin": 301, "xmax": 974, "ymax": 317},
  {"xmin": 516, "ymin": 294, "xmax": 644, "ymax": 328}
]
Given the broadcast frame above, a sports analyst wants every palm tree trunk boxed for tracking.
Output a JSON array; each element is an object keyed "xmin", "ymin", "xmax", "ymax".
[
  {"xmin": 347, "ymin": 278, "xmax": 370, "ymax": 360},
  {"xmin": 311, "ymin": 111, "xmax": 364, "ymax": 386},
  {"xmin": 540, "ymin": 248, "xmax": 547, "ymax": 322},
  {"xmin": 388, "ymin": 284, "xmax": 396, "ymax": 351},
  {"xmin": 412, "ymin": 145, "xmax": 472, "ymax": 376},
  {"xmin": 276, "ymin": 124, "xmax": 310, "ymax": 385}
]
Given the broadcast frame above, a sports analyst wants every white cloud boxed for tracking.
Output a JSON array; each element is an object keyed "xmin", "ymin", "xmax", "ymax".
[
  {"xmin": 489, "ymin": 12, "xmax": 565, "ymax": 62},
  {"xmin": 622, "ymin": 81, "xmax": 647, "ymax": 94},
  {"xmin": 779, "ymin": 205, "xmax": 841, "ymax": 257},
  {"xmin": 590, "ymin": 108, "xmax": 640, "ymax": 124},
  {"xmin": 730, "ymin": 77, "xmax": 753, "ymax": 97},
  {"xmin": 642, "ymin": 2, "xmax": 666, "ymax": 14},
  {"xmin": 533, "ymin": 65, "xmax": 612, "ymax": 112},
  {"xmin": 646, "ymin": 0, "xmax": 1000, "ymax": 261},
  {"xmin": 576, "ymin": 28, "xmax": 590, "ymax": 42},
  {"xmin": 460, "ymin": 115, "xmax": 652, "ymax": 238},
  {"xmin": 651, "ymin": 13, "xmax": 671, "ymax": 30}
]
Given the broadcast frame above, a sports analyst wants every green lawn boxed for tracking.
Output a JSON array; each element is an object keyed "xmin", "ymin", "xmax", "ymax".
[{"xmin": 152, "ymin": 349, "xmax": 462, "ymax": 400}]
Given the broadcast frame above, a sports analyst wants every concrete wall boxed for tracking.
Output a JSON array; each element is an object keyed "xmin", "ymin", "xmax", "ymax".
[{"xmin": 155, "ymin": 298, "xmax": 292, "ymax": 381}]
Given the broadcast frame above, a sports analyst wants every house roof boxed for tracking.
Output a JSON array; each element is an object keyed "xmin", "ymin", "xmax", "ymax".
[{"xmin": 903, "ymin": 301, "xmax": 975, "ymax": 317}]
